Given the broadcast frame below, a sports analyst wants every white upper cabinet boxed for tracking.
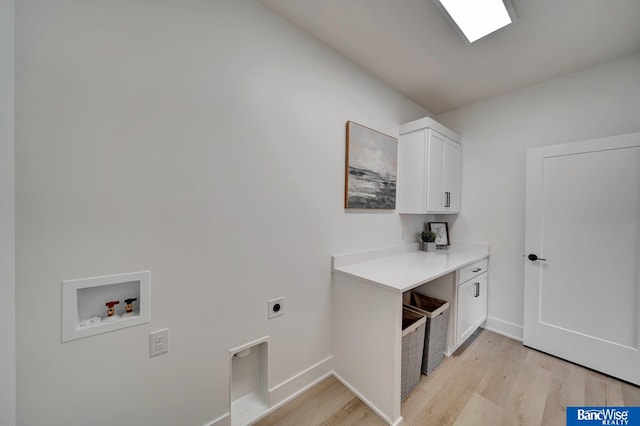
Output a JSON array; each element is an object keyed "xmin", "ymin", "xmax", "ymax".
[{"xmin": 397, "ymin": 117, "xmax": 461, "ymax": 214}]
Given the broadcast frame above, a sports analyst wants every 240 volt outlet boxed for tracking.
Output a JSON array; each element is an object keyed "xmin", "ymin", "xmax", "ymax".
[{"xmin": 268, "ymin": 297, "xmax": 285, "ymax": 319}]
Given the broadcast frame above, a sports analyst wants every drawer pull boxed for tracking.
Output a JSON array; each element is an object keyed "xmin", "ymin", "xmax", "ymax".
[{"xmin": 472, "ymin": 268, "xmax": 482, "ymax": 273}]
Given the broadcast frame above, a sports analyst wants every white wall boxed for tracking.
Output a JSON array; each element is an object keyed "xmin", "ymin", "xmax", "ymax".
[
  {"xmin": 437, "ymin": 53, "xmax": 640, "ymax": 338},
  {"xmin": 14, "ymin": 1, "xmax": 427, "ymax": 425},
  {"xmin": 0, "ymin": 0, "xmax": 16, "ymax": 425}
]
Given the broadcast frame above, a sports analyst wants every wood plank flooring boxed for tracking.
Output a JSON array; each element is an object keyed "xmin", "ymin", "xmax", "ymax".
[{"xmin": 256, "ymin": 329, "xmax": 640, "ymax": 426}]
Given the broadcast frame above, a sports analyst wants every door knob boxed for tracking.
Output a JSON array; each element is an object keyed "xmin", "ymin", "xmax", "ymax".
[{"xmin": 527, "ymin": 254, "xmax": 547, "ymax": 261}]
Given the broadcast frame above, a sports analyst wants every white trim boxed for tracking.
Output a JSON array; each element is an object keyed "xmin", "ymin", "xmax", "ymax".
[
  {"xmin": 213, "ymin": 355, "xmax": 332, "ymax": 426},
  {"xmin": 229, "ymin": 335, "xmax": 269, "ymax": 356},
  {"xmin": 332, "ymin": 372, "xmax": 402, "ymax": 426},
  {"xmin": 269, "ymin": 370, "xmax": 333, "ymax": 410},
  {"xmin": 268, "ymin": 355, "xmax": 333, "ymax": 403},
  {"xmin": 255, "ymin": 356, "xmax": 333, "ymax": 423},
  {"xmin": 399, "ymin": 115, "xmax": 459, "ymax": 141},
  {"xmin": 483, "ymin": 316, "xmax": 523, "ymax": 341},
  {"xmin": 206, "ymin": 412, "xmax": 230, "ymax": 426}
]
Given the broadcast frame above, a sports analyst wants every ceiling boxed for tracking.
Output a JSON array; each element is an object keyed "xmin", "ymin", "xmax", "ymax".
[{"xmin": 258, "ymin": 0, "xmax": 640, "ymax": 114}]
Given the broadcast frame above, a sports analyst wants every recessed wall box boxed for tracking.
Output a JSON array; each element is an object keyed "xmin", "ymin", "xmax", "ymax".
[
  {"xmin": 230, "ymin": 337, "xmax": 269, "ymax": 426},
  {"xmin": 62, "ymin": 271, "xmax": 150, "ymax": 342}
]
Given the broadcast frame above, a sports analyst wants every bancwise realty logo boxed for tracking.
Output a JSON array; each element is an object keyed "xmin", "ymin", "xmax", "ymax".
[{"xmin": 567, "ymin": 407, "xmax": 640, "ymax": 425}]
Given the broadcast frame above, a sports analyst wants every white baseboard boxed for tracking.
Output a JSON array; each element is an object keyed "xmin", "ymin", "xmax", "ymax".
[
  {"xmin": 332, "ymin": 372, "xmax": 402, "ymax": 426},
  {"xmin": 267, "ymin": 355, "xmax": 333, "ymax": 409},
  {"xmin": 483, "ymin": 316, "xmax": 523, "ymax": 342},
  {"xmin": 206, "ymin": 412, "xmax": 230, "ymax": 426},
  {"xmin": 209, "ymin": 356, "xmax": 333, "ymax": 426},
  {"xmin": 206, "ymin": 320, "xmax": 522, "ymax": 426}
]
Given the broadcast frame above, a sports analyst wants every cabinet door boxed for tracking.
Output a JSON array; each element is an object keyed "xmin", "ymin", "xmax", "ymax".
[
  {"xmin": 456, "ymin": 279, "xmax": 476, "ymax": 345},
  {"xmin": 426, "ymin": 130, "xmax": 446, "ymax": 212},
  {"xmin": 473, "ymin": 273, "xmax": 488, "ymax": 329},
  {"xmin": 456, "ymin": 273, "xmax": 488, "ymax": 345},
  {"xmin": 397, "ymin": 130, "xmax": 427, "ymax": 213},
  {"xmin": 444, "ymin": 140, "xmax": 460, "ymax": 212},
  {"xmin": 398, "ymin": 125, "xmax": 461, "ymax": 214}
]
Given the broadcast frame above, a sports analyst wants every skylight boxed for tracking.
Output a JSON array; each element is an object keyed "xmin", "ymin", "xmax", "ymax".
[{"xmin": 435, "ymin": 0, "xmax": 514, "ymax": 43}]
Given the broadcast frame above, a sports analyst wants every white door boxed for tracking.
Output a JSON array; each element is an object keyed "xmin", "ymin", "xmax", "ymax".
[{"xmin": 524, "ymin": 132, "xmax": 640, "ymax": 385}]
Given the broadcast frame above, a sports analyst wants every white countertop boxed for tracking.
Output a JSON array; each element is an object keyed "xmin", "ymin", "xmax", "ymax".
[{"xmin": 332, "ymin": 243, "xmax": 489, "ymax": 293}]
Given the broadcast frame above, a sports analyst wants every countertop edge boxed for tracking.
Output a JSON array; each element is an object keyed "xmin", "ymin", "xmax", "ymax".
[
  {"xmin": 331, "ymin": 243, "xmax": 490, "ymax": 293},
  {"xmin": 331, "ymin": 269, "xmax": 405, "ymax": 293},
  {"xmin": 397, "ymin": 252, "xmax": 489, "ymax": 292}
]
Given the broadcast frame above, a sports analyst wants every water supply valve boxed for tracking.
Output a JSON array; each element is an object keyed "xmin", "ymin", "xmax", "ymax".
[
  {"xmin": 124, "ymin": 298, "xmax": 137, "ymax": 314},
  {"xmin": 105, "ymin": 300, "xmax": 120, "ymax": 317}
]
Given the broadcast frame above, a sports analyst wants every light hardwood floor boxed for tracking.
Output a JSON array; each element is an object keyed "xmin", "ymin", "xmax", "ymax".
[{"xmin": 256, "ymin": 329, "xmax": 640, "ymax": 426}]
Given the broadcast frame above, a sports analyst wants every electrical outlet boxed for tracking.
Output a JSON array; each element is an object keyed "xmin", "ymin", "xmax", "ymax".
[
  {"xmin": 268, "ymin": 297, "xmax": 285, "ymax": 319},
  {"xmin": 149, "ymin": 328, "xmax": 169, "ymax": 357}
]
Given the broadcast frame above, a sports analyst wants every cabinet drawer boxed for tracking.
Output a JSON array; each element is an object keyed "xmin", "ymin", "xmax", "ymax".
[{"xmin": 458, "ymin": 258, "xmax": 488, "ymax": 284}]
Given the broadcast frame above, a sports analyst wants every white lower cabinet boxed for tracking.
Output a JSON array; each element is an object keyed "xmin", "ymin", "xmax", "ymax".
[{"xmin": 456, "ymin": 272, "xmax": 488, "ymax": 345}]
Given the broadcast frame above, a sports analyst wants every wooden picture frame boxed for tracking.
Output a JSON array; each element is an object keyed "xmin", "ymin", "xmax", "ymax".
[
  {"xmin": 344, "ymin": 121, "xmax": 398, "ymax": 209},
  {"xmin": 428, "ymin": 222, "xmax": 450, "ymax": 245}
]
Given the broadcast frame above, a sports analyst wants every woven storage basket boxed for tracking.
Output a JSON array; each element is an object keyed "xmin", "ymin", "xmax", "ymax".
[
  {"xmin": 401, "ymin": 307, "xmax": 426, "ymax": 400},
  {"xmin": 407, "ymin": 292, "xmax": 449, "ymax": 375}
]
